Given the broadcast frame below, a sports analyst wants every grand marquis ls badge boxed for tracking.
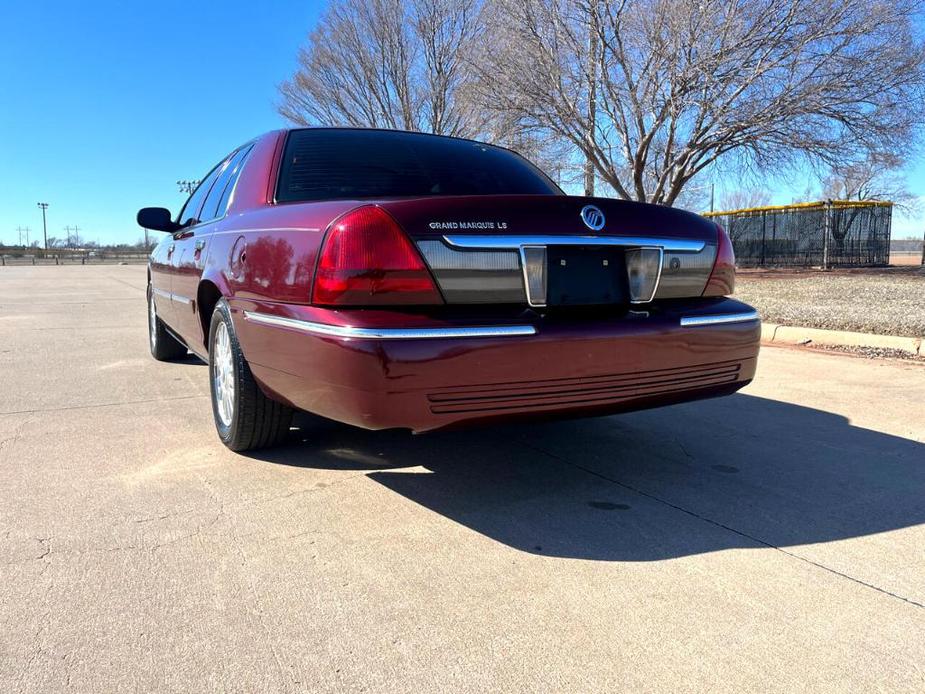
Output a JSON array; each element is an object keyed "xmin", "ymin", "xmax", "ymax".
[{"xmin": 580, "ymin": 204, "xmax": 605, "ymax": 231}]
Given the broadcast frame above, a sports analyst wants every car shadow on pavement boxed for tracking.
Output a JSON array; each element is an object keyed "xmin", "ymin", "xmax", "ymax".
[{"xmin": 250, "ymin": 393, "xmax": 925, "ymax": 561}]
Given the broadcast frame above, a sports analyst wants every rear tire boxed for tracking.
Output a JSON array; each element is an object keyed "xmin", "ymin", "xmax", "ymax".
[
  {"xmin": 209, "ymin": 298, "xmax": 293, "ymax": 451},
  {"xmin": 148, "ymin": 284, "xmax": 187, "ymax": 361}
]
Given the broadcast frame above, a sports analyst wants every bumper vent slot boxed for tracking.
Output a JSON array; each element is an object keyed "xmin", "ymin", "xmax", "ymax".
[{"xmin": 427, "ymin": 360, "xmax": 741, "ymax": 414}]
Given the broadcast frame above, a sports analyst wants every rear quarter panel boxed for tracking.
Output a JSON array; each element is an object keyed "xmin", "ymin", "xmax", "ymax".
[{"xmin": 199, "ymin": 131, "xmax": 358, "ymax": 308}]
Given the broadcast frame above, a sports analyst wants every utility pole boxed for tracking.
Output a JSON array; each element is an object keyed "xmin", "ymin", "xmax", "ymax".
[
  {"xmin": 37, "ymin": 202, "xmax": 49, "ymax": 250},
  {"xmin": 16, "ymin": 226, "xmax": 30, "ymax": 247},
  {"xmin": 177, "ymin": 180, "xmax": 200, "ymax": 195}
]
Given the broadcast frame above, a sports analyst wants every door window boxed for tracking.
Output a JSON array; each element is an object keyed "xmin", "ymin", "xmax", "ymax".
[
  {"xmin": 177, "ymin": 159, "xmax": 226, "ymax": 227},
  {"xmin": 200, "ymin": 145, "xmax": 254, "ymax": 222}
]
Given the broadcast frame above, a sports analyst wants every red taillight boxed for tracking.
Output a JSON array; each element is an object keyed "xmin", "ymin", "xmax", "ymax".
[
  {"xmin": 312, "ymin": 206, "xmax": 442, "ymax": 306},
  {"xmin": 702, "ymin": 223, "xmax": 736, "ymax": 296}
]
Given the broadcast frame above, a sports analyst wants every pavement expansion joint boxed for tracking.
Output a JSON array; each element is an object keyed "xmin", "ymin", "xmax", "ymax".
[{"xmin": 522, "ymin": 439, "xmax": 925, "ymax": 611}]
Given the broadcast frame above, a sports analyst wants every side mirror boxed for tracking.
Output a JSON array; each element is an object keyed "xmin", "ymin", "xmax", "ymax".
[{"xmin": 137, "ymin": 207, "xmax": 181, "ymax": 233}]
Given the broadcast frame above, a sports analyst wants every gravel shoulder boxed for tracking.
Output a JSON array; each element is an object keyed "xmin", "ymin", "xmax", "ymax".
[{"xmin": 733, "ymin": 266, "xmax": 925, "ymax": 337}]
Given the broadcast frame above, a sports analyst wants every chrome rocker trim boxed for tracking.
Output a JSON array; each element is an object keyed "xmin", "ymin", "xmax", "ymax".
[
  {"xmin": 679, "ymin": 311, "xmax": 760, "ymax": 327},
  {"xmin": 153, "ymin": 287, "xmax": 192, "ymax": 305},
  {"xmin": 443, "ymin": 235, "xmax": 705, "ymax": 253},
  {"xmin": 243, "ymin": 311, "xmax": 537, "ymax": 339}
]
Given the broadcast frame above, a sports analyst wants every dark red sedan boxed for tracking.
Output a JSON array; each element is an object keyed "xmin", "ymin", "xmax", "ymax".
[{"xmin": 140, "ymin": 128, "xmax": 759, "ymax": 451}]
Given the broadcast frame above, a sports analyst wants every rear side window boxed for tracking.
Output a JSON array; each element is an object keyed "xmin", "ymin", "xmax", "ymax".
[
  {"xmin": 276, "ymin": 129, "xmax": 560, "ymax": 203},
  {"xmin": 201, "ymin": 145, "xmax": 253, "ymax": 222}
]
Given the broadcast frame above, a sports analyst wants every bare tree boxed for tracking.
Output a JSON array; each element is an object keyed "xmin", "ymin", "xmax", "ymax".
[
  {"xmin": 472, "ymin": 0, "xmax": 925, "ymax": 206},
  {"xmin": 720, "ymin": 189, "xmax": 772, "ymax": 212},
  {"xmin": 821, "ymin": 154, "xmax": 919, "ymax": 213},
  {"xmin": 278, "ymin": 0, "xmax": 482, "ymax": 137}
]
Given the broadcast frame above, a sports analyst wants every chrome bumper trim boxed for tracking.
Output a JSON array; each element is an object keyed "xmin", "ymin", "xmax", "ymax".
[
  {"xmin": 243, "ymin": 311, "xmax": 536, "ymax": 339},
  {"xmin": 443, "ymin": 234, "xmax": 705, "ymax": 253},
  {"xmin": 680, "ymin": 311, "xmax": 760, "ymax": 327}
]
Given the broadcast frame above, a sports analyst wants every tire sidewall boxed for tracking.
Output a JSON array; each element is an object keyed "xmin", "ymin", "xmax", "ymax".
[{"xmin": 209, "ymin": 299, "xmax": 239, "ymax": 445}]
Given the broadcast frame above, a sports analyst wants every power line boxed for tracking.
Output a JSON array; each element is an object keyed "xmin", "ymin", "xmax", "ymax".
[
  {"xmin": 15, "ymin": 226, "xmax": 31, "ymax": 247},
  {"xmin": 63, "ymin": 225, "xmax": 81, "ymax": 248}
]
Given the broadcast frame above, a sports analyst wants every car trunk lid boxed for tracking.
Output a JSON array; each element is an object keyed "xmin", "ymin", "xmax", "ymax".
[{"xmin": 377, "ymin": 195, "xmax": 720, "ymax": 306}]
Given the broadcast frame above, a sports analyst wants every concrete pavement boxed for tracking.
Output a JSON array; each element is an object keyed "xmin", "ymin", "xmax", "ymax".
[{"xmin": 1, "ymin": 265, "xmax": 924, "ymax": 692}]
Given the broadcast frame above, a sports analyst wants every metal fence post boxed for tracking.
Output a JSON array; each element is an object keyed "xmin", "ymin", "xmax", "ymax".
[
  {"xmin": 822, "ymin": 201, "xmax": 832, "ymax": 270},
  {"xmin": 760, "ymin": 212, "xmax": 767, "ymax": 266}
]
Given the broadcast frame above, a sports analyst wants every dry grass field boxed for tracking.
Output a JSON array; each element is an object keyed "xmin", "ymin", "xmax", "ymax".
[{"xmin": 733, "ymin": 266, "xmax": 925, "ymax": 337}]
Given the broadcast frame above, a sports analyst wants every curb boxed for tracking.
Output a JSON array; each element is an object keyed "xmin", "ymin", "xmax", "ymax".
[{"xmin": 761, "ymin": 322, "xmax": 923, "ymax": 356}]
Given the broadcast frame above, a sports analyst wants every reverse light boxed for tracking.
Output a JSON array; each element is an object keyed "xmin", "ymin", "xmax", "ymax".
[
  {"xmin": 702, "ymin": 223, "xmax": 736, "ymax": 296},
  {"xmin": 312, "ymin": 206, "xmax": 443, "ymax": 306},
  {"xmin": 625, "ymin": 247, "xmax": 663, "ymax": 303}
]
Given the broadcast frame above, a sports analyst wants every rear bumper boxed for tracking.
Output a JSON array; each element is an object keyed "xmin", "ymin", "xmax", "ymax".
[{"xmin": 233, "ymin": 298, "xmax": 760, "ymax": 432}]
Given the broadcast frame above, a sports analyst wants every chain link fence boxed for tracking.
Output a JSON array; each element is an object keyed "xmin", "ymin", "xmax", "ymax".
[{"xmin": 704, "ymin": 200, "xmax": 892, "ymax": 268}]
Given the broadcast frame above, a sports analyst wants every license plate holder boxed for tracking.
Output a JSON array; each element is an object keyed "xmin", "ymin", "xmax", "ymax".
[{"xmin": 546, "ymin": 246, "xmax": 627, "ymax": 306}]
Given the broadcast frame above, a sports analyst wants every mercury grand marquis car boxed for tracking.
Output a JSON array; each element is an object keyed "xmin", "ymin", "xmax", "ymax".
[{"xmin": 140, "ymin": 128, "xmax": 760, "ymax": 451}]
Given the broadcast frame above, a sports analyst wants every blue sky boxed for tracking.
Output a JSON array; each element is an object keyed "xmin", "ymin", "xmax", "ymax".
[
  {"xmin": 1, "ymin": 1, "xmax": 922, "ymax": 245},
  {"xmin": 0, "ymin": 1, "xmax": 323, "ymax": 246}
]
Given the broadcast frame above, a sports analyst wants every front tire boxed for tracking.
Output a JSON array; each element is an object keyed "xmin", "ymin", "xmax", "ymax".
[
  {"xmin": 209, "ymin": 298, "xmax": 293, "ymax": 451},
  {"xmin": 148, "ymin": 284, "xmax": 187, "ymax": 361}
]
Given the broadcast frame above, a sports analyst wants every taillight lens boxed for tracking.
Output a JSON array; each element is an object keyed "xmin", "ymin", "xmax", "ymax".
[
  {"xmin": 312, "ymin": 206, "xmax": 442, "ymax": 306},
  {"xmin": 702, "ymin": 223, "xmax": 735, "ymax": 296}
]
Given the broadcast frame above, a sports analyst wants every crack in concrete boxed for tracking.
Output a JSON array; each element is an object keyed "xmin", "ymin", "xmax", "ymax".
[
  {"xmin": 133, "ymin": 509, "xmax": 195, "ymax": 524},
  {"xmin": 107, "ymin": 276, "xmax": 147, "ymax": 294},
  {"xmin": 2, "ymin": 393, "xmax": 208, "ymax": 416},
  {"xmin": 36, "ymin": 537, "xmax": 50, "ymax": 561},
  {"xmin": 245, "ymin": 471, "xmax": 369, "ymax": 508},
  {"xmin": 522, "ymin": 439, "xmax": 925, "ymax": 611},
  {"xmin": 1, "ymin": 513, "xmax": 227, "ymax": 565},
  {"xmin": 0, "ymin": 415, "xmax": 33, "ymax": 464},
  {"xmin": 201, "ymin": 474, "xmax": 295, "ymax": 691},
  {"xmin": 675, "ymin": 437, "xmax": 695, "ymax": 461}
]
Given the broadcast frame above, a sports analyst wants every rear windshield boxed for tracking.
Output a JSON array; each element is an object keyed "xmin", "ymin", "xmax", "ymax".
[{"xmin": 276, "ymin": 128, "xmax": 560, "ymax": 202}]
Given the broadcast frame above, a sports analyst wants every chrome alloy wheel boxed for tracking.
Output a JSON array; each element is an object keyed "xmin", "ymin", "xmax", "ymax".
[
  {"xmin": 149, "ymin": 291, "xmax": 158, "ymax": 351},
  {"xmin": 213, "ymin": 322, "xmax": 235, "ymax": 427}
]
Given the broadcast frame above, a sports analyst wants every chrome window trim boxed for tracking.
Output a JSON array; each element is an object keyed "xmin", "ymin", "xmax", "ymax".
[
  {"xmin": 443, "ymin": 235, "xmax": 705, "ymax": 253},
  {"xmin": 243, "ymin": 311, "xmax": 537, "ymax": 339},
  {"xmin": 679, "ymin": 311, "xmax": 760, "ymax": 327}
]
